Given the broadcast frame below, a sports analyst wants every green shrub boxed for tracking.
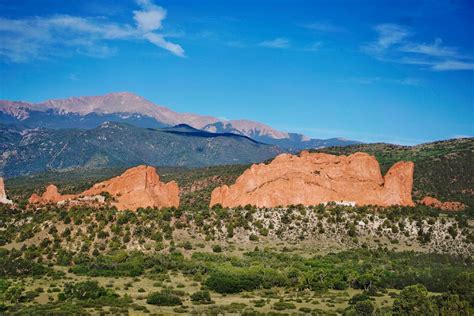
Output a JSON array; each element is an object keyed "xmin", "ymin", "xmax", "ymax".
[
  {"xmin": 70, "ymin": 251, "xmax": 146, "ymax": 277},
  {"xmin": 259, "ymin": 227, "xmax": 269, "ymax": 236},
  {"xmin": 273, "ymin": 301, "xmax": 296, "ymax": 310},
  {"xmin": 206, "ymin": 267, "xmax": 287, "ymax": 294},
  {"xmin": 448, "ymin": 272, "xmax": 473, "ymax": 305},
  {"xmin": 63, "ymin": 281, "xmax": 116, "ymax": 300},
  {"xmin": 393, "ymin": 284, "xmax": 437, "ymax": 315},
  {"xmin": 354, "ymin": 300, "xmax": 375, "ymax": 316},
  {"xmin": 349, "ymin": 293, "xmax": 371, "ymax": 305},
  {"xmin": 253, "ymin": 299, "xmax": 266, "ymax": 307},
  {"xmin": 433, "ymin": 294, "xmax": 472, "ymax": 315},
  {"xmin": 190, "ymin": 290, "xmax": 212, "ymax": 304},
  {"xmin": 146, "ymin": 290, "xmax": 182, "ymax": 306},
  {"xmin": 249, "ymin": 234, "xmax": 259, "ymax": 241}
]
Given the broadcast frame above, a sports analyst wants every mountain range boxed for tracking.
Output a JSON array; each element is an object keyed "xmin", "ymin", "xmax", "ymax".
[
  {"xmin": 0, "ymin": 122, "xmax": 282, "ymax": 177},
  {"xmin": 0, "ymin": 92, "xmax": 360, "ymax": 151}
]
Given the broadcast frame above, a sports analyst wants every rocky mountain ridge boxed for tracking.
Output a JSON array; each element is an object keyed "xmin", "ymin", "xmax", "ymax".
[
  {"xmin": 0, "ymin": 122, "xmax": 283, "ymax": 177},
  {"xmin": 0, "ymin": 92, "xmax": 360, "ymax": 150}
]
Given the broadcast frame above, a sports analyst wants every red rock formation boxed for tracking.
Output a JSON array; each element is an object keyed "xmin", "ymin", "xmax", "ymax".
[
  {"xmin": 28, "ymin": 165, "xmax": 179, "ymax": 210},
  {"xmin": 0, "ymin": 177, "xmax": 13, "ymax": 204},
  {"xmin": 81, "ymin": 165, "xmax": 179, "ymax": 210},
  {"xmin": 210, "ymin": 151, "xmax": 414, "ymax": 208},
  {"xmin": 420, "ymin": 196, "xmax": 466, "ymax": 211},
  {"xmin": 29, "ymin": 184, "xmax": 75, "ymax": 204}
]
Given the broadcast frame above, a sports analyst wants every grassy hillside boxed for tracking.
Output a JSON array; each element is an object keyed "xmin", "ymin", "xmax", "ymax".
[{"xmin": 312, "ymin": 138, "xmax": 474, "ymax": 207}]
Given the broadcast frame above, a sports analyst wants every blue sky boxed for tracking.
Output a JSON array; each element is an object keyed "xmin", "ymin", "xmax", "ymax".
[{"xmin": 0, "ymin": 0, "xmax": 473, "ymax": 144}]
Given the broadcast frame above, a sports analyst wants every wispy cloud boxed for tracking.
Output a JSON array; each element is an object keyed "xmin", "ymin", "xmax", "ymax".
[
  {"xmin": 399, "ymin": 38, "xmax": 459, "ymax": 58},
  {"xmin": 226, "ymin": 40, "xmax": 247, "ymax": 48},
  {"xmin": 432, "ymin": 60, "xmax": 474, "ymax": 71},
  {"xmin": 342, "ymin": 76, "xmax": 422, "ymax": 86},
  {"xmin": 144, "ymin": 32, "xmax": 184, "ymax": 57},
  {"xmin": 362, "ymin": 24, "xmax": 410, "ymax": 55},
  {"xmin": 67, "ymin": 73, "xmax": 79, "ymax": 81},
  {"xmin": 258, "ymin": 38, "xmax": 289, "ymax": 49},
  {"xmin": 226, "ymin": 38, "xmax": 323, "ymax": 53},
  {"xmin": 0, "ymin": 0, "xmax": 184, "ymax": 62},
  {"xmin": 362, "ymin": 23, "xmax": 474, "ymax": 71},
  {"xmin": 306, "ymin": 41, "xmax": 323, "ymax": 52},
  {"xmin": 134, "ymin": 0, "xmax": 166, "ymax": 32},
  {"xmin": 302, "ymin": 21, "xmax": 345, "ymax": 33}
]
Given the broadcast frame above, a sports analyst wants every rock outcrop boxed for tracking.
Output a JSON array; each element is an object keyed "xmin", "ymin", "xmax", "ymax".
[
  {"xmin": 420, "ymin": 196, "xmax": 466, "ymax": 211},
  {"xmin": 210, "ymin": 151, "xmax": 414, "ymax": 208},
  {"xmin": 81, "ymin": 165, "xmax": 179, "ymax": 210},
  {"xmin": 0, "ymin": 177, "xmax": 13, "ymax": 204},
  {"xmin": 29, "ymin": 184, "xmax": 75, "ymax": 204},
  {"xmin": 29, "ymin": 165, "xmax": 179, "ymax": 210}
]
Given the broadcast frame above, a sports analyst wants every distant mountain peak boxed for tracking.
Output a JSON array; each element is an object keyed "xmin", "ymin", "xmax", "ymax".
[
  {"xmin": 160, "ymin": 124, "xmax": 202, "ymax": 133},
  {"xmin": 209, "ymin": 119, "xmax": 290, "ymax": 140},
  {"xmin": 173, "ymin": 123, "xmax": 197, "ymax": 129},
  {"xmin": 105, "ymin": 91, "xmax": 139, "ymax": 97},
  {"xmin": 0, "ymin": 92, "xmax": 361, "ymax": 150},
  {"xmin": 0, "ymin": 122, "xmax": 283, "ymax": 177}
]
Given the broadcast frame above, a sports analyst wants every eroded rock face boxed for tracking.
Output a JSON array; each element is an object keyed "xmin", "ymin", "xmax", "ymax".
[
  {"xmin": 29, "ymin": 184, "xmax": 75, "ymax": 204},
  {"xmin": 81, "ymin": 165, "xmax": 179, "ymax": 210},
  {"xmin": 420, "ymin": 196, "xmax": 466, "ymax": 211},
  {"xmin": 0, "ymin": 177, "xmax": 13, "ymax": 204},
  {"xmin": 28, "ymin": 165, "xmax": 179, "ymax": 210},
  {"xmin": 210, "ymin": 151, "xmax": 414, "ymax": 208}
]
